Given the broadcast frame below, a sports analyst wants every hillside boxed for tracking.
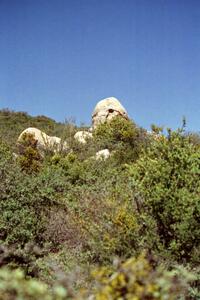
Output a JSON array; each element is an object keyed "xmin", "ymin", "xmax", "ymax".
[
  {"xmin": 0, "ymin": 109, "xmax": 70, "ymax": 148},
  {"xmin": 0, "ymin": 103, "xmax": 199, "ymax": 299}
]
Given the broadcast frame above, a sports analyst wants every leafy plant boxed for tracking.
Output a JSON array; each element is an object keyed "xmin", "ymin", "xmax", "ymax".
[
  {"xmin": 17, "ymin": 132, "xmax": 42, "ymax": 174},
  {"xmin": 93, "ymin": 116, "xmax": 149, "ymax": 163},
  {"xmin": 128, "ymin": 128, "xmax": 200, "ymax": 262}
]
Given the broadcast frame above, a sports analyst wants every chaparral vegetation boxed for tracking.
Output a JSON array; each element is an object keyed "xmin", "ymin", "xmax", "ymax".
[{"xmin": 0, "ymin": 107, "xmax": 199, "ymax": 299}]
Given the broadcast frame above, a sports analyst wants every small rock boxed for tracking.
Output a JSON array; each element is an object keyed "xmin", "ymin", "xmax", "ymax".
[{"xmin": 95, "ymin": 149, "xmax": 110, "ymax": 160}]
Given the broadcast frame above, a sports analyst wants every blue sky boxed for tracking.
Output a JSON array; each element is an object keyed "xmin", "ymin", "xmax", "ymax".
[{"xmin": 0, "ymin": 0, "xmax": 200, "ymax": 131}]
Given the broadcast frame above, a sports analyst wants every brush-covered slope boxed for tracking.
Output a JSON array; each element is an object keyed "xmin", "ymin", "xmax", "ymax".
[
  {"xmin": 0, "ymin": 107, "xmax": 199, "ymax": 300},
  {"xmin": 0, "ymin": 109, "xmax": 67, "ymax": 147}
]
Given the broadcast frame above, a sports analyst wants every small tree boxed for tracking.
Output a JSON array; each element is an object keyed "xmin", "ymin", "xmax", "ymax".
[{"xmin": 17, "ymin": 133, "xmax": 42, "ymax": 174}]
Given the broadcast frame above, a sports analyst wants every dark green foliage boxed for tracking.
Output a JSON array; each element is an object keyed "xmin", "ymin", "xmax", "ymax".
[
  {"xmin": 0, "ymin": 140, "xmax": 68, "ymax": 247},
  {"xmin": 50, "ymin": 152, "xmax": 86, "ymax": 184},
  {"xmin": 0, "ymin": 162, "xmax": 45, "ymax": 245},
  {"xmin": 129, "ymin": 129, "xmax": 200, "ymax": 262},
  {"xmin": 94, "ymin": 117, "xmax": 138, "ymax": 146},
  {"xmin": 93, "ymin": 116, "xmax": 149, "ymax": 163}
]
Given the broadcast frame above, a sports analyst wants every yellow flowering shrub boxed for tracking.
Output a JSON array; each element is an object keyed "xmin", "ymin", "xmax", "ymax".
[{"xmin": 91, "ymin": 253, "xmax": 191, "ymax": 300}]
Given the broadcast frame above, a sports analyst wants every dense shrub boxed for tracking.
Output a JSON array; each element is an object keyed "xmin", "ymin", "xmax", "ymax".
[
  {"xmin": 50, "ymin": 152, "xmax": 86, "ymax": 184},
  {"xmin": 17, "ymin": 132, "xmax": 42, "ymax": 174},
  {"xmin": 0, "ymin": 111, "xmax": 199, "ymax": 299},
  {"xmin": 128, "ymin": 129, "xmax": 200, "ymax": 262},
  {"xmin": 0, "ymin": 139, "xmax": 69, "ymax": 247},
  {"xmin": 85, "ymin": 197, "xmax": 140, "ymax": 264},
  {"xmin": 93, "ymin": 117, "xmax": 149, "ymax": 163}
]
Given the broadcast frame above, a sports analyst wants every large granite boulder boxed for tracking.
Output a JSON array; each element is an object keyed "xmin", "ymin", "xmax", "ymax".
[
  {"xmin": 92, "ymin": 97, "xmax": 128, "ymax": 129},
  {"xmin": 17, "ymin": 127, "xmax": 68, "ymax": 154}
]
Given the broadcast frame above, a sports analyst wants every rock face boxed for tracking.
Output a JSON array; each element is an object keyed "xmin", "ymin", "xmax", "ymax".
[
  {"xmin": 92, "ymin": 97, "xmax": 128, "ymax": 129},
  {"xmin": 74, "ymin": 131, "xmax": 93, "ymax": 144},
  {"xmin": 17, "ymin": 127, "xmax": 68, "ymax": 154}
]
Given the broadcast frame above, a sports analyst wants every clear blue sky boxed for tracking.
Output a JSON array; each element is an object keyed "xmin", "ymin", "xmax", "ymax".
[{"xmin": 0, "ymin": 0, "xmax": 200, "ymax": 131}]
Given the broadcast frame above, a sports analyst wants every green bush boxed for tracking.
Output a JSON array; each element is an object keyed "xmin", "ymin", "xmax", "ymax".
[
  {"xmin": 128, "ymin": 129, "xmax": 200, "ymax": 262},
  {"xmin": 86, "ymin": 198, "xmax": 140, "ymax": 264},
  {"xmin": 50, "ymin": 152, "xmax": 86, "ymax": 184},
  {"xmin": 0, "ymin": 111, "xmax": 199, "ymax": 299},
  {"xmin": 0, "ymin": 139, "xmax": 69, "ymax": 247},
  {"xmin": 93, "ymin": 117, "xmax": 149, "ymax": 163},
  {"xmin": 17, "ymin": 132, "xmax": 42, "ymax": 174}
]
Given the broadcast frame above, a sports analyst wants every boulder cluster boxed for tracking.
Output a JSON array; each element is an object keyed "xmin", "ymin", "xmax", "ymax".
[{"xmin": 17, "ymin": 97, "xmax": 129, "ymax": 159}]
